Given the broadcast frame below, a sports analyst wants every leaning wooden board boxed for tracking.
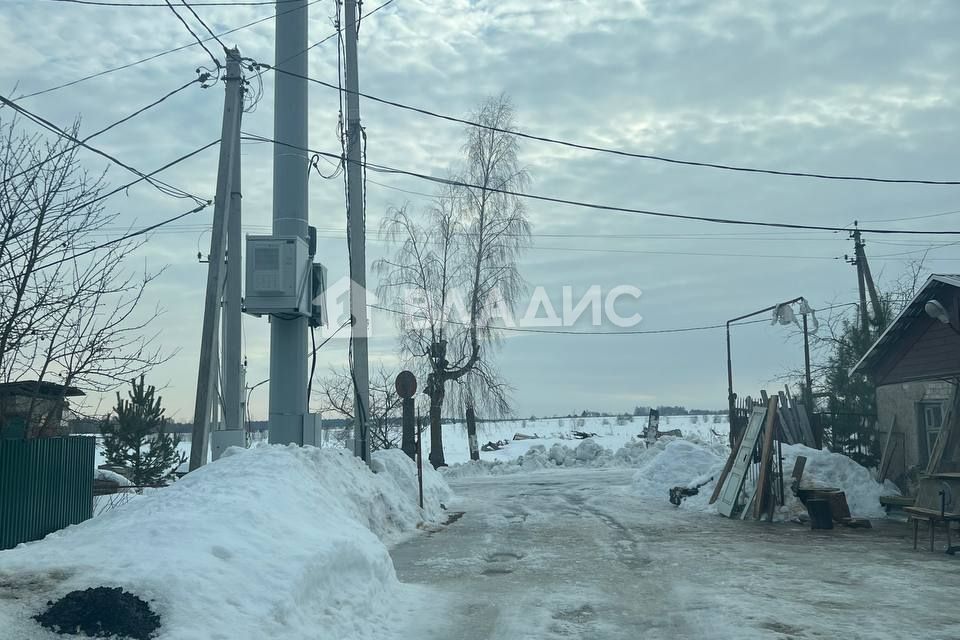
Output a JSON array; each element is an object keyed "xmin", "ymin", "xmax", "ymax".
[
  {"xmin": 754, "ymin": 396, "xmax": 780, "ymax": 519},
  {"xmin": 716, "ymin": 404, "xmax": 769, "ymax": 518},
  {"xmin": 876, "ymin": 415, "xmax": 897, "ymax": 483}
]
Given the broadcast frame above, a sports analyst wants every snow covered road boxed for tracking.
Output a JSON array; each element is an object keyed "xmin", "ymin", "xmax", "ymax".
[{"xmin": 391, "ymin": 468, "xmax": 960, "ymax": 640}]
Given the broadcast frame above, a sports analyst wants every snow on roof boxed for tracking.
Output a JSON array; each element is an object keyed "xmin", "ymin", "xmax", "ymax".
[{"xmin": 851, "ymin": 273, "xmax": 960, "ymax": 377}]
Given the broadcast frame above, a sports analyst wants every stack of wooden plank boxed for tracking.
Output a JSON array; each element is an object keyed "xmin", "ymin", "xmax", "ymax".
[{"xmin": 765, "ymin": 385, "xmax": 816, "ymax": 447}]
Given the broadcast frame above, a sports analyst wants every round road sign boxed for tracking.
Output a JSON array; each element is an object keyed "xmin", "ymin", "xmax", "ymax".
[{"xmin": 395, "ymin": 370, "xmax": 417, "ymax": 399}]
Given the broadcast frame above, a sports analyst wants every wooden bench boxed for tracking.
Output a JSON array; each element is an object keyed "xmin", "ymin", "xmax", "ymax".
[{"xmin": 904, "ymin": 506, "xmax": 960, "ymax": 553}]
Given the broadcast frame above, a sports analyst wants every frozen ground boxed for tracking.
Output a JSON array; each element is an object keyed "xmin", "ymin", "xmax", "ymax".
[{"xmin": 391, "ymin": 468, "xmax": 960, "ymax": 640}]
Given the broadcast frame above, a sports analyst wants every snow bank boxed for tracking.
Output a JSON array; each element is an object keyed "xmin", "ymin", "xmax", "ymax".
[{"xmin": 0, "ymin": 445, "xmax": 452, "ymax": 640}]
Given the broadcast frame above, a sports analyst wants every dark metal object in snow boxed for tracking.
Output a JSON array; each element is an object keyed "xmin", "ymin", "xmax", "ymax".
[
  {"xmin": 34, "ymin": 586, "xmax": 160, "ymax": 639},
  {"xmin": 669, "ymin": 476, "xmax": 715, "ymax": 507}
]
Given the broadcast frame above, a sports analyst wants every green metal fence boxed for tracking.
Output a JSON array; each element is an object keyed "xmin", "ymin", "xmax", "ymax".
[{"xmin": 0, "ymin": 436, "xmax": 94, "ymax": 550}]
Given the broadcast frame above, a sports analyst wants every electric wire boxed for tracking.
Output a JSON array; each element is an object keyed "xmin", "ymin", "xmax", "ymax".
[
  {"xmin": 33, "ymin": 201, "xmax": 212, "ymax": 272},
  {"xmin": 306, "ymin": 317, "xmax": 353, "ymax": 399},
  {"xmin": 366, "ymin": 301, "xmax": 858, "ymax": 336},
  {"xmin": 0, "ymin": 139, "xmax": 217, "ymax": 255},
  {"xmin": 1, "ymin": 94, "xmax": 207, "ymax": 204},
  {"xmin": 177, "ymin": 0, "xmax": 230, "ymax": 53},
  {"xmin": 240, "ymin": 134, "xmax": 960, "ymax": 236},
  {"xmin": 1, "ymin": 76, "xmax": 206, "ymax": 187},
  {"xmin": 15, "ymin": 0, "xmax": 326, "ymax": 101},
  {"xmin": 257, "ymin": 66, "xmax": 960, "ymax": 186},
  {"xmin": 163, "ymin": 0, "xmax": 221, "ymax": 71}
]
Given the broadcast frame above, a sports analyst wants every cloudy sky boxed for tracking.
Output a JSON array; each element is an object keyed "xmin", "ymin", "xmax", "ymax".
[{"xmin": 3, "ymin": 0, "xmax": 960, "ymax": 420}]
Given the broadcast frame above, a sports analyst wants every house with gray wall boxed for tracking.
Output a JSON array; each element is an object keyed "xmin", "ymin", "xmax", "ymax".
[{"xmin": 852, "ymin": 274, "xmax": 960, "ymax": 495}]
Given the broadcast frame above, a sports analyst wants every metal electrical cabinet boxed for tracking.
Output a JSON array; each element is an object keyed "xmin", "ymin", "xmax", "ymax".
[{"xmin": 244, "ymin": 235, "xmax": 311, "ymax": 317}]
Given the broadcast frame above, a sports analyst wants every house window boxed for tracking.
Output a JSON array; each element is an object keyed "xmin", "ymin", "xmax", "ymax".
[{"xmin": 917, "ymin": 402, "xmax": 943, "ymax": 464}]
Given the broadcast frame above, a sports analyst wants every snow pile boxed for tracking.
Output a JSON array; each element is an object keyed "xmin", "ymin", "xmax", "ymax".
[
  {"xmin": 442, "ymin": 436, "xmax": 718, "ymax": 478},
  {"xmin": 443, "ymin": 439, "xmax": 616, "ymax": 478},
  {"xmin": 573, "ymin": 438, "xmax": 603, "ymax": 461},
  {"xmin": 623, "ymin": 439, "xmax": 897, "ymax": 518},
  {"xmin": 0, "ymin": 445, "xmax": 451, "ymax": 640},
  {"xmin": 631, "ymin": 439, "xmax": 728, "ymax": 511},
  {"xmin": 777, "ymin": 444, "xmax": 899, "ymax": 519},
  {"xmin": 94, "ymin": 468, "xmax": 132, "ymax": 486}
]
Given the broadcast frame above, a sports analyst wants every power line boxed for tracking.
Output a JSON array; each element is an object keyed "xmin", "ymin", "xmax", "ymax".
[
  {"xmin": 257, "ymin": 66, "xmax": 960, "ymax": 187},
  {"xmin": 367, "ymin": 302, "xmax": 858, "ymax": 336},
  {"xmin": 858, "ymin": 208, "xmax": 960, "ymax": 224},
  {"xmin": 176, "ymin": 0, "xmax": 230, "ymax": 53},
  {"xmin": 240, "ymin": 134, "xmax": 960, "ymax": 236},
  {"xmin": 0, "ymin": 140, "xmax": 218, "ymax": 251},
  {"xmin": 1, "ymin": 76, "xmax": 207, "ymax": 187},
  {"xmin": 34, "ymin": 202, "xmax": 212, "ymax": 272},
  {"xmin": 79, "ymin": 139, "xmax": 219, "ymax": 209},
  {"xmin": 164, "ymin": 0, "xmax": 221, "ymax": 70},
  {"xmin": 15, "ymin": 0, "xmax": 326, "ymax": 101},
  {"xmin": 1, "ymin": 94, "xmax": 207, "ymax": 204}
]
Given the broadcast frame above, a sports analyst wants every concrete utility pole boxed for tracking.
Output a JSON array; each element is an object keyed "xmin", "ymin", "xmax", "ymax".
[
  {"xmin": 190, "ymin": 49, "xmax": 244, "ymax": 471},
  {"xmin": 223, "ymin": 131, "xmax": 243, "ymax": 433},
  {"xmin": 269, "ymin": 0, "xmax": 310, "ymax": 446},
  {"xmin": 344, "ymin": 0, "xmax": 371, "ymax": 464},
  {"xmin": 854, "ymin": 228, "xmax": 884, "ymax": 325},
  {"xmin": 210, "ymin": 115, "xmax": 246, "ymax": 460}
]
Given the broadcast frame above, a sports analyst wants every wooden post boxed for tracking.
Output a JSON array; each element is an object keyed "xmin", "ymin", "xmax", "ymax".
[{"xmin": 416, "ymin": 412, "xmax": 424, "ymax": 510}]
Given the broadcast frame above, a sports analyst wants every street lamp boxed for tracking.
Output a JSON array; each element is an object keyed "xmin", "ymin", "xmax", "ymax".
[
  {"xmin": 925, "ymin": 299, "xmax": 960, "ymax": 335},
  {"xmin": 726, "ymin": 296, "xmax": 814, "ymax": 445}
]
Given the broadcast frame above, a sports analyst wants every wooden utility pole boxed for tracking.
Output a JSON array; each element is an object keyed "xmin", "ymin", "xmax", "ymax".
[{"xmin": 190, "ymin": 49, "xmax": 244, "ymax": 471}]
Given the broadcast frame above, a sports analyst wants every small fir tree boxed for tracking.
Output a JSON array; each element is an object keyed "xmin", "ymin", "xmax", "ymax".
[{"xmin": 100, "ymin": 376, "xmax": 186, "ymax": 486}]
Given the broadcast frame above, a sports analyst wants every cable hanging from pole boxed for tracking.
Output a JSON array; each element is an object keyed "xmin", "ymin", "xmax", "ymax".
[
  {"xmin": 163, "ymin": 0, "xmax": 222, "ymax": 72},
  {"xmin": 0, "ymin": 94, "xmax": 208, "ymax": 204},
  {"xmin": 1, "ymin": 75, "xmax": 210, "ymax": 187},
  {"xmin": 15, "ymin": 0, "xmax": 329, "ymax": 101},
  {"xmin": 257, "ymin": 65, "xmax": 960, "ymax": 186}
]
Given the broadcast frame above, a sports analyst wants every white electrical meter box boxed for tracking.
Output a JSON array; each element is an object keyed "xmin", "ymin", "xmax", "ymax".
[{"xmin": 244, "ymin": 235, "xmax": 310, "ymax": 316}]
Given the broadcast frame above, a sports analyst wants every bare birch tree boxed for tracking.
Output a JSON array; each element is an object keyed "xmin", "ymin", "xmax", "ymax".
[
  {"xmin": 315, "ymin": 365, "xmax": 403, "ymax": 450},
  {"xmin": 375, "ymin": 95, "xmax": 531, "ymax": 467},
  {"xmin": 0, "ymin": 116, "xmax": 168, "ymax": 436}
]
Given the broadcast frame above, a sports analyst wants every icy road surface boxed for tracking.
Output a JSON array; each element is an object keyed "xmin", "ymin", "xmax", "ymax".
[{"xmin": 391, "ymin": 468, "xmax": 960, "ymax": 640}]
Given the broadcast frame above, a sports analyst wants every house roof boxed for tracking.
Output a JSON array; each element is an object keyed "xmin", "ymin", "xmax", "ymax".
[
  {"xmin": 851, "ymin": 274, "xmax": 960, "ymax": 376},
  {"xmin": 0, "ymin": 381, "xmax": 85, "ymax": 398}
]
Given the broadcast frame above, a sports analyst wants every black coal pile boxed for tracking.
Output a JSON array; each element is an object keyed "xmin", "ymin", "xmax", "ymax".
[{"xmin": 34, "ymin": 586, "xmax": 160, "ymax": 639}]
